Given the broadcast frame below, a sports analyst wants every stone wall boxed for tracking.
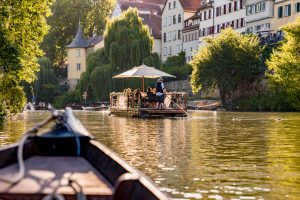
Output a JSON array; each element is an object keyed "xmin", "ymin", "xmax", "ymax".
[{"xmin": 164, "ymin": 80, "xmax": 220, "ymax": 99}]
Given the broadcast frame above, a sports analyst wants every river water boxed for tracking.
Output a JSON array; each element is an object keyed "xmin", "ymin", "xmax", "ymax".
[{"xmin": 0, "ymin": 110, "xmax": 300, "ymax": 199}]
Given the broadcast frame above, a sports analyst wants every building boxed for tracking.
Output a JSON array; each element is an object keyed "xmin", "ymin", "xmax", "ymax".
[
  {"xmin": 66, "ymin": 23, "xmax": 103, "ymax": 90},
  {"xmin": 111, "ymin": 0, "xmax": 164, "ymax": 56},
  {"xmin": 245, "ymin": 0, "xmax": 275, "ymax": 34},
  {"xmin": 195, "ymin": 0, "xmax": 246, "ymax": 51},
  {"xmin": 161, "ymin": 0, "xmax": 202, "ymax": 61},
  {"xmin": 271, "ymin": 0, "xmax": 300, "ymax": 31},
  {"xmin": 183, "ymin": 2, "xmax": 213, "ymax": 62}
]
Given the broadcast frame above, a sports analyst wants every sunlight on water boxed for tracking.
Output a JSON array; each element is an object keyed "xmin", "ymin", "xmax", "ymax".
[{"xmin": 0, "ymin": 110, "xmax": 300, "ymax": 199}]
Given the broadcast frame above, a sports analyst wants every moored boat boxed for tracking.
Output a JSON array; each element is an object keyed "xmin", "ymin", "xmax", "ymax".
[
  {"xmin": 82, "ymin": 104, "xmax": 109, "ymax": 111},
  {"xmin": 0, "ymin": 108, "xmax": 168, "ymax": 200}
]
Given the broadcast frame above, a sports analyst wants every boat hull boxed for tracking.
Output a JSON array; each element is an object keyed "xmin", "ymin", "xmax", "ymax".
[{"xmin": 0, "ymin": 124, "xmax": 168, "ymax": 199}]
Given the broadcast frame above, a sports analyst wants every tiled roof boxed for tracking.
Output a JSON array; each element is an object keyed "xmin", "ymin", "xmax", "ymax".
[
  {"xmin": 179, "ymin": 0, "xmax": 202, "ymax": 11},
  {"xmin": 119, "ymin": 0, "xmax": 162, "ymax": 15},
  {"xmin": 87, "ymin": 36, "xmax": 103, "ymax": 47},
  {"xmin": 184, "ymin": 2, "xmax": 212, "ymax": 22},
  {"xmin": 140, "ymin": 13, "xmax": 162, "ymax": 39},
  {"xmin": 67, "ymin": 24, "xmax": 88, "ymax": 48},
  {"xmin": 182, "ymin": 24, "xmax": 199, "ymax": 32},
  {"xmin": 68, "ymin": 23, "xmax": 103, "ymax": 48},
  {"xmin": 138, "ymin": 0, "xmax": 166, "ymax": 5}
]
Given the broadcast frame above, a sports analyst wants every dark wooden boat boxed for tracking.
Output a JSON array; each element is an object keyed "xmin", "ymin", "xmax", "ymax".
[
  {"xmin": 0, "ymin": 108, "xmax": 168, "ymax": 200},
  {"xmin": 82, "ymin": 105, "xmax": 108, "ymax": 111}
]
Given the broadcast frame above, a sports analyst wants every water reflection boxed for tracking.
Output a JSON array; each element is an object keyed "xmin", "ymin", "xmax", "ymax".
[{"xmin": 0, "ymin": 110, "xmax": 300, "ymax": 199}]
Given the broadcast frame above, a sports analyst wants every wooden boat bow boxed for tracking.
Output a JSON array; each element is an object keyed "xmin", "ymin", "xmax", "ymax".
[{"xmin": 0, "ymin": 108, "xmax": 169, "ymax": 200}]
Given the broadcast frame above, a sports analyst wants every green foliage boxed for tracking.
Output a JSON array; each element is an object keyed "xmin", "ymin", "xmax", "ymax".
[
  {"xmin": 267, "ymin": 18, "xmax": 300, "ymax": 110},
  {"xmin": 0, "ymin": 0, "xmax": 52, "ymax": 114},
  {"xmin": 104, "ymin": 8, "xmax": 154, "ymax": 69},
  {"xmin": 70, "ymin": 9, "xmax": 156, "ymax": 103},
  {"xmin": 53, "ymin": 91, "xmax": 80, "ymax": 108},
  {"xmin": 0, "ymin": 0, "xmax": 53, "ymax": 83},
  {"xmin": 41, "ymin": 0, "xmax": 114, "ymax": 67},
  {"xmin": 143, "ymin": 53, "xmax": 161, "ymax": 68},
  {"xmin": 236, "ymin": 91, "xmax": 295, "ymax": 111},
  {"xmin": 190, "ymin": 28, "xmax": 263, "ymax": 109},
  {"xmin": 162, "ymin": 52, "xmax": 191, "ymax": 80},
  {"xmin": 34, "ymin": 57, "xmax": 58, "ymax": 103}
]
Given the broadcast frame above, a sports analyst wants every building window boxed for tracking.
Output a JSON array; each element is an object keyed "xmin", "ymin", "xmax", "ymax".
[
  {"xmin": 241, "ymin": 18, "xmax": 244, "ymax": 27},
  {"xmin": 168, "ymin": 46, "xmax": 171, "ymax": 55},
  {"xmin": 163, "ymin": 18, "xmax": 167, "ymax": 27},
  {"xmin": 256, "ymin": 3, "xmax": 261, "ymax": 12},
  {"xmin": 173, "ymin": 1, "xmax": 176, "ymax": 8},
  {"xmin": 163, "ymin": 47, "xmax": 167, "ymax": 56},
  {"xmin": 209, "ymin": 10, "xmax": 211, "ymax": 18},
  {"xmin": 76, "ymin": 49, "xmax": 80, "ymax": 58},
  {"xmin": 169, "ymin": 2, "xmax": 171, "ymax": 10},
  {"xmin": 77, "ymin": 63, "xmax": 81, "ymax": 71},
  {"xmin": 234, "ymin": 1, "xmax": 237, "ymax": 11},
  {"xmin": 229, "ymin": 3, "xmax": 232, "ymax": 13},
  {"xmin": 163, "ymin": 33, "xmax": 166, "ymax": 42},
  {"xmin": 278, "ymin": 6, "xmax": 283, "ymax": 18},
  {"xmin": 204, "ymin": 11, "xmax": 207, "ymax": 20},
  {"xmin": 173, "ymin": 15, "xmax": 176, "ymax": 24},
  {"xmin": 178, "ymin": 14, "xmax": 181, "ymax": 23},
  {"xmin": 173, "ymin": 30, "xmax": 176, "ymax": 41},
  {"xmin": 240, "ymin": 0, "xmax": 244, "ymax": 9},
  {"xmin": 178, "ymin": 30, "xmax": 181, "ymax": 39},
  {"xmin": 261, "ymin": 2, "xmax": 266, "ymax": 11},
  {"xmin": 285, "ymin": 4, "xmax": 291, "ymax": 16},
  {"xmin": 296, "ymin": 3, "xmax": 300, "ymax": 12},
  {"xmin": 223, "ymin": 5, "xmax": 227, "ymax": 14}
]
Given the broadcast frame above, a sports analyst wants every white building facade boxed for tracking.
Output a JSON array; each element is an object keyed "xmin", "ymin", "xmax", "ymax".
[
  {"xmin": 161, "ymin": 0, "xmax": 201, "ymax": 61},
  {"xmin": 245, "ymin": 0, "xmax": 275, "ymax": 34},
  {"xmin": 198, "ymin": 0, "xmax": 246, "ymax": 49}
]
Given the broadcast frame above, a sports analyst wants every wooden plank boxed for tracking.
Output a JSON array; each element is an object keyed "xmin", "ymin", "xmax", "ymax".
[{"xmin": 0, "ymin": 156, "xmax": 113, "ymax": 198}]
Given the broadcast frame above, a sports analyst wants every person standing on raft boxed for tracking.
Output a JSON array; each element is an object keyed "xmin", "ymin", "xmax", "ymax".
[{"xmin": 155, "ymin": 78, "xmax": 165, "ymax": 109}]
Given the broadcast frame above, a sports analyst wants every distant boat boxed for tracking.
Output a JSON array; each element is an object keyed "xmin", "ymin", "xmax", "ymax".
[
  {"xmin": 82, "ymin": 104, "xmax": 109, "ymax": 111},
  {"xmin": 0, "ymin": 108, "xmax": 168, "ymax": 200}
]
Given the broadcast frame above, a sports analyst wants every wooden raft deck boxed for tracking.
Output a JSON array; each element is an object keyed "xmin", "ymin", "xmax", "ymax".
[
  {"xmin": 0, "ymin": 156, "xmax": 113, "ymax": 199},
  {"xmin": 110, "ymin": 108, "xmax": 187, "ymax": 117}
]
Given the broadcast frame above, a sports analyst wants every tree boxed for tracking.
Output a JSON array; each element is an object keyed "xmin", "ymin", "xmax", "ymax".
[
  {"xmin": 0, "ymin": 0, "xmax": 53, "ymax": 114},
  {"xmin": 267, "ymin": 18, "xmax": 300, "ymax": 110},
  {"xmin": 190, "ymin": 28, "xmax": 263, "ymax": 110},
  {"xmin": 41, "ymin": 0, "xmax": 114, "ymax": 68},
  {"xmin": 162, "ymin": 52, "xmax": 191, "ymax": 80},
  {"xmin": 104, "ymin": 8, "xmax": 154, "ymax": 69},
  {"xmin": 33, "ymin": 57, "xmax": 59, "ymax": 103}
]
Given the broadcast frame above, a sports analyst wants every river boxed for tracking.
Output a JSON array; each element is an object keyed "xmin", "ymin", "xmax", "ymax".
[{"xmin": 0, "ymin": 110, "xmax": 300, "ymax": 199}]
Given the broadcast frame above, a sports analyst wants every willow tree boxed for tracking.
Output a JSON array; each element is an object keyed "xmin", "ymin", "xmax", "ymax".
[
  {"xmin": 33, "ymin": 57, "xmax": 58, "ymax": 103},
  {"xmin": 103, "ymin": 8, "xmax": 155, "ymax": 93},
  {"xmin": 104, "ymin": 8, "xmax": 153, "ymax": 69},
  {"xmin": 190, "ymin": 28, "xmax": 263, "ymax": 110},
  {"xmin": 0, "ymin": 0, "xmax": 52, "ymax": 114},
  {"xmin": 267, "ymin": 18, "xmax": 300, "ymax": 110}
]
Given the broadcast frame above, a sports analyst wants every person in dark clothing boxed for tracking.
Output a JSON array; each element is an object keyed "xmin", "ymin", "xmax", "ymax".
[{"xmin": 155, "ymin": 78, "xmax": 165, "ymax": 109}]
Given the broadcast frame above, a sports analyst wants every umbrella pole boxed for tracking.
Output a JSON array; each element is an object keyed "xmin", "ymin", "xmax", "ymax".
[{"xmin": 142, "ymin": 76, "xmax": 145, "ymax": 92}]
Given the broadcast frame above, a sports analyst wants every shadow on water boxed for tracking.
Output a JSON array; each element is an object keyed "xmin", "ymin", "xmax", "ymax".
[{"xmin": 1, "ymin": 110, "xmax": 300, "ymax": 199}]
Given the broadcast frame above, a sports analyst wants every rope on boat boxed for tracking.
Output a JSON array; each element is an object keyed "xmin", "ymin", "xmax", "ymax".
[
  {"xmin": 42, "ymin": 179, "xmax": 86, "ymax": 200},
  {"xmin": 0, "ymin": 112, "xmax": 58, "ymax": 184}
]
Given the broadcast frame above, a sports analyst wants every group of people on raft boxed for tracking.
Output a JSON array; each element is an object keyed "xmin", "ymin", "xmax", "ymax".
[{"xmin": 124, "ymin": 77, "xmax": 166, "ymax": 109}]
